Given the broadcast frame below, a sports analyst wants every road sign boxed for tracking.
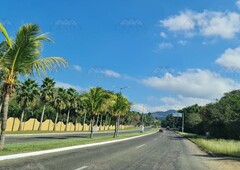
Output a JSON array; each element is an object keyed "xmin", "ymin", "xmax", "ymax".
[{"xmin": 172, "ymin": 112, "xmax": 182, "ymax": 117}]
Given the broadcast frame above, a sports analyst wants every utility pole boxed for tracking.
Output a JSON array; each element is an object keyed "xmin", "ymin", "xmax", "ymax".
[
  {"xmin": 182, "ymin": 112, "xmax": 184, "ymax": 132},
  {"xmin": 140, "ymin": 106, "xmax": 145, "ymax": 133}
]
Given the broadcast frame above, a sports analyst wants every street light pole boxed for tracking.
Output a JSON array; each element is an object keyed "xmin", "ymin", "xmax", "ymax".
[{"xmin": 115, "ymin": 86, "xmax": 128, "ymax": 136}]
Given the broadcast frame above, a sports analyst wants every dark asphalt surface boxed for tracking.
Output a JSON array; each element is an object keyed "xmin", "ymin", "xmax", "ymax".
[
  {"xmin": 0, "ymin": 131, "xmax": 220, "ymax": 170},
  {"xmin": 5, "ymin": 127, "xmax": 151, "ymax": 144}
]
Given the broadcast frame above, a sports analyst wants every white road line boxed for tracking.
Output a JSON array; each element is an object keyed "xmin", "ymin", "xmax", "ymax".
[
  {"xmin": 154, "ymin": 138, "xmax": 158, "ymax": 141},
  {"xmin": 75, "ymin": 166, "xmax": 88, "ymax": 170},
  {"xmin": 136, "ymin": 144, "xmax": 146, "ymax": 149}
]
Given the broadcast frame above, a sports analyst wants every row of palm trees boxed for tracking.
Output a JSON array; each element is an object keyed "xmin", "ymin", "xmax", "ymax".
[{"xmin": 14, "ymin": 78, "xmax": 131, "ymax": 137}]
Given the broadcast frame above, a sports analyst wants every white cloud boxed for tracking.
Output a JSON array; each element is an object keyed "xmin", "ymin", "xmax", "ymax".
[
  {"xmin": 161, "ymin": 11, "xmax": 195, "ymax": 31},
  {"xmin": 236, "ymin": 0, "xmax": 240, "ymax": 9},
  {"xmin": 131, "ymin": 103, "xmax": 162, "ymax": 113},
  {"xmin": 134, "ymin": 95, "xmax": 213, "ymax": 112},
  {"xmin": 160, "ymin": 96, "xmax": 212, "ymax": 108},
  {"xmin": 103, "ymin": 69, "xmax": 121, "ymax": 78},
  {"xmin": 178, "ymin": 40, "xmax": 187, "ymax": 45},
  {"xmin": 142, "ymin": 69, "xmax": 240, "ymax": 99},
  {"xmin": 199, "ymin": 11, "xmax": 240, "ymax": 39},
  {"xmin": 160, "ymin": 32, "xmax": 167, "ymax": 38},
  {"xmin": 216, "ymin": 47, "xmax": 240, "ymax": 70},
  {"xmin": 55, "ymin": 81, "xmax": 83, "ymax": 91},
  {"xmin": 160, "ymin": 10, "xmax": 240, "ymax": 39},
  {"xmin": 73, "ymin": 65, "xmax": 82, "ymax": 72},
  {"xmin": 159, "ymin": 42, "xmax": 173, "ymax": 49}
]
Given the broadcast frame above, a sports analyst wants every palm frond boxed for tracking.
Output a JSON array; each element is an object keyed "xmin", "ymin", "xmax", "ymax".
[
  {"xmin": 0, "ymin": 22, "xmax": 12, "ymax": 47},
  {"xmin": 32, "ymin": 57, "xmax": 68, "ymax": 75},
  {"xmin": 35, "ymin": 33, "xmax": 52, "ymax": 42}
]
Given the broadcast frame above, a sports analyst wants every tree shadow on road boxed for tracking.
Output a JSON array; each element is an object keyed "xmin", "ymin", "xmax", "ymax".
[
  {"xmin": 33, "ymin": 135, "xmax": 89, "ymax": 140},
  {"xmin": 193, "ymin": 154, "xmax": 240, "ymax": 161},
  {"xmin": 168, "ymin": 136, "xmax": 184, "ymax": 140}
]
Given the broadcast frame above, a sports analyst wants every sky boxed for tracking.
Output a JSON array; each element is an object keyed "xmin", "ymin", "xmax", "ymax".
[{"xmin": 1, "ymin": 0, "xmax": 240, "ymax": 112}]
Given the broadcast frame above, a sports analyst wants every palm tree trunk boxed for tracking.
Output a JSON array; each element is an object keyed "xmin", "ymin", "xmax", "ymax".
[
  {"xmin": 108, "ymin": 117, "xmax": 111, "ymax": 130},
  {"xmin": 32, "ymin": 118, "xmax": 36, "ymax": 131},
  {"xmin": 60, "ymin": 121, "xmax": 62, "ymax": 131},
  {"xmin": 11, "ymin": 117, "xmax": 16, "ymax": 131},
  {"xmin": 38, "ymin": 104, "xmax": 46, "ymax": 131},
  {"xmin": 18, "ymin": 108, "xmax": 25, "ymax": 131},
  {"xmin": 0, "ymin": 102, "xmax": 2, "ymax": 114},
  {"xmin": 117, "ymin": 115, "xmax": 120, "ymax": 137},
  {"xmin": 74, "ymin": 118, "xmax": 77, "ymax": 131},
  {"xmin": 99, "ymin": 114, "xmax": 103, "ymax": 131},
  {"xmin": 95, "ymin": 113, "xmax": 100, "ymax": 126},
  {"xmin": 53, "ymin": 111, "xmax": 59, "ymax": 131},
  {"xmin": 82, "ymin": 112, "xmax": 86, "ymax": 131},
  {"xmin": 90, "ymin": 115, "xmax": 95, "ymax": 138},
  {"xmin": 113, "ymin": 117, "xmax": 118, "ymax": 138},
  {"xmin": 48, "ymin": 119, "xmax": 51, "ymax": 131},
  {"xmin": 104, "ymin": 115, "xmax": 108, "ymax": 131},
  {"xmin": 65, "ymin": 109, "xmax": 70, "ymax": 131},
  {"xmin": 0, "ymin": 91, "xmax": 10, "ymax": 150}
]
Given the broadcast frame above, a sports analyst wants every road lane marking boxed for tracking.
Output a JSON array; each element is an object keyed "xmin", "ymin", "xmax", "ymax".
[
  {"xmin": 136, "ymin": 144, "xmax": 146, "ymax": 149},
  {"xmin": 75, "ymin": 166, "xmax": 88, "ymax": 170},
  {"xmin": 154, "ymin": 138, "xmax": 158, "ymax": 141}
]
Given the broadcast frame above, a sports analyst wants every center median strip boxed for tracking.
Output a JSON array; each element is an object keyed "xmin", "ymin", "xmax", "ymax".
[{"xmin": 0, "ymin": 131, "xmax": 158, "ymax": 161}]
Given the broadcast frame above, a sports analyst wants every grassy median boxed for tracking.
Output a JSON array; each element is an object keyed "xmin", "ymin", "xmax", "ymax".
[
  {"xmin": 5, "ymin": 127, "xmax": 139, "ymax": 135},
  {"xmin": 0, "ymin": 128, "xmax": 157, "ymax": 156},
  {"xmin": 178, "ymin": 132, "xmax": 240, "ymax": 158}
]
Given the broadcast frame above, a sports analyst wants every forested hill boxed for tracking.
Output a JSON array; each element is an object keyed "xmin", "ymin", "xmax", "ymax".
[{"xmin": 152, "ymin": 110, "xmax": 176, "ymax": 120}]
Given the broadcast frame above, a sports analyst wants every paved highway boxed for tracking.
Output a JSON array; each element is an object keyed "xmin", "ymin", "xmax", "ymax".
[
  {"xmin": 1, "ymin": 130, "xmax": 238, "ymax": 170},
  {"xmin": 5, "ymin": 128, "xmax": 151, "ymax": 144}
]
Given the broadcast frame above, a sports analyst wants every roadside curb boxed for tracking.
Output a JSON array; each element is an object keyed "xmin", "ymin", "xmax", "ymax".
[
  {"xmin": 0, "ymin": 131, "xmax": 157, "ymax": 161},
  {"xmin": 174, "ymin": 132, "xmax": 216, "ymax": 157}
]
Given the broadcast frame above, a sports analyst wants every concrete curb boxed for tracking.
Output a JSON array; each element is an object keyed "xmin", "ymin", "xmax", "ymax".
[{"xmin": 0, "ymin": 131, "xmax": 157, "ymax": 161}]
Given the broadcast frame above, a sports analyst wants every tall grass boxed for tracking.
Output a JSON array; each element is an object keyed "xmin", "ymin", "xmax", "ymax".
[{"xmin": 179, "ymin": 132, "xmax": 240, "ymax": 157}]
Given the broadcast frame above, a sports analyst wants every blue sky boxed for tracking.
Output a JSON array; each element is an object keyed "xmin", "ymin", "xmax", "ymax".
[{"xmin": 2, "ymin": 0, "xmax": 240, "ymax": 112}]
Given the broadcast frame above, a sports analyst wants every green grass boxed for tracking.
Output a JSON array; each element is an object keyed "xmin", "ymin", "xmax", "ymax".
[
  {"xmin": 178, "ymin": 132, "xmax": 240, "ymax": 158},
  {"xmin": 5, "ymin": 127, "xmax": 139, "ymax": 135},
  {"xmin": 0, "ymin": 128, "xmax": 157, "ymax": 156}
]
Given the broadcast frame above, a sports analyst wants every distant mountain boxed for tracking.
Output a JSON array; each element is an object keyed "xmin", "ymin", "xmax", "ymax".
[{"xmin": 152, "ymin": 110, "xmax": 176, "ymax": 120}]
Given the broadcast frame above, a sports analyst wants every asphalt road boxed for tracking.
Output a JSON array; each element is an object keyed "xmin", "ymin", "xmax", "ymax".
[
  {"xmin": 5, "ymin": 127, "xmax": 151, "ymax": 144},
  {"xmin": 1, "ymin": 130, "xmax": 236, "ymax": 170}
]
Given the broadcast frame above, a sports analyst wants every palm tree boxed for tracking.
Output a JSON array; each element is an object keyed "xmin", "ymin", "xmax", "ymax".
[
  {"xmin": 65, "ymin": 88, "xmax": 78, "ymax": 131},
  {"xmin": 0, "ymin": 23, "xmax": 67, "ymax": 149},
  {"xmin": 38, "ymin": 77, "xmax": 55, "ymax": 131},
  {"xmin": 80, "ymin": 96, "xmax": 88, "ymax": 131},
  {"xmin": 52, "ymin": 88, "xmax": 67, "ymax": 131},
  {"xmin": 16, "ymin": 78, "xmax": 40, "ymax": 131},
  {"xmin": 73, "ymin": 94, "xmax": 85, "ymax": 131},
  {"xmin": 82, "ymin": 87, "xmax": 109, "ymax": 138},
  {"xmin": 112, "ymin": 93, "xmax": 131, "ymax": 138}
]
